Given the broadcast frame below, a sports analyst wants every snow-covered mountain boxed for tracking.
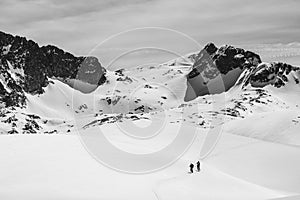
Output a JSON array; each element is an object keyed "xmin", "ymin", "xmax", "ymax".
[
  {"xmin": 0, "ymin": 31, "xmax": 106, "ymax": 107},
  {"xmin": 185, "ymin": 43, "xmax": 299, "ymax": 100},
  {"xmin": 0, "ymin": 31, "xmax": 299, "ymax": 137}
]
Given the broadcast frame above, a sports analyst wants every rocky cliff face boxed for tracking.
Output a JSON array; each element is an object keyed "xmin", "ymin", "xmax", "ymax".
[
  {"xmin": 185, "ymin": 43, "xmax": 299, "ymax": 101},
  {"xmin": 188, "ymin": 43, "xmax": 261, "ymax": 80},
  {"xmin": 0, "ymin": 31, "xmax": 106, "ymax": 107},
  {"xmin": 240, "ymin": 62, "xmax": 300, "ymax": 88},
  {"xmin": 185, "ymin": 43, "xmax": 262, "ymax": 100}
]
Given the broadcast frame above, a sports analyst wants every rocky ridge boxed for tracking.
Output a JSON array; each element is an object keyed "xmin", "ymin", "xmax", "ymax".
[
  {"xmin": 0, "ymin": 31, "xmax": 106, "ymax": 107},
  {"xmin": 0, "ymin": 31, "xmax": 299, "ymax": 135},
  {"xmin": 186, "ymin": 43, "xmax": 299, "ymax": 100}
]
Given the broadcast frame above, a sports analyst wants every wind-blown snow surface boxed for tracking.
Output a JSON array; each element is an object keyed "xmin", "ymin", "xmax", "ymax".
[{"xmin": 1, "ymin": 48, "xmax": 300, "ymax": 199}]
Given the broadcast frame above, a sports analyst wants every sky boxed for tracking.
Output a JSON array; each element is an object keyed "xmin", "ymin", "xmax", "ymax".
[{"xmin": 1, "ymin": 0, "xmax": 300, "ymax": 68}]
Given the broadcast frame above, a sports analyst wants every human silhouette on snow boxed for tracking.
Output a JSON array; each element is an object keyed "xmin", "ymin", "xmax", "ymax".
[
  {"xmin": 196, "ymin": 161, "xmax": 201, "ymax": 172},
  {"xmin": 189, "ymin": 163, "xmax": 194, "ymax": 173}
]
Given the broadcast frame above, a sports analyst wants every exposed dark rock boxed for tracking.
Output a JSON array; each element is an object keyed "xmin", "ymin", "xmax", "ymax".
[
  {"xmin": 8, "ymin": 129, "xmax": 18, "ymax": 134},
  {"xmin": 204, "ymin": 43, "xmax": 218, "ymax": 55},
  {"xmin": 0, "ymin": 30, "xmax": 106, "ymax": 107},
  {"xmin": 247, "ymin": 62, "xmax": 299, "ymax": 88},
  {"xmin": 116, "ymin": 76, "xmax": 132, "ymax": 83},
  {"xmin": 188, "ymin": 43, "xmax": 261, "ymax": 80},
  {"xmin": 185, "ymin": 43, "xmax": 262, "ymax": 101},
  {"xmin": 187, "ymin": 43, "xmax": 299, "ymax": 98}
]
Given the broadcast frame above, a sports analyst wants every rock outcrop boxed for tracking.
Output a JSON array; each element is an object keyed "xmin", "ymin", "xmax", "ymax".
[
  {"xmin": 188, "ymin": 43, "xmax": 261, "ymax": 80},
  {"xmin": 0, "ymin": 31, "xmax": 106, "ymax": 107},
  {"xmin": 185, "ymin": 43, "xmax": 299, "ymax": 101},
  {"xmin": 242, "ymin": 62, "xmax": 300, "ymax": 88},
  {"xmin": 185, "ymin": 43, "xmax": 261, "ymax": 101}
]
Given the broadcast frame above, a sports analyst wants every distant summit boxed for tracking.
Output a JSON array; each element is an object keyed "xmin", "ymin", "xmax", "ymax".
[
  {"xmin": 1, "ymin": 31, "xmax": 299, "ymax": 107},
  {"xmin": 0, "ymin": 33, "xmax": 299, "ymax": 136},
  {"xmin": 185, "ymin": 42, "xmax": 299, "ymax": 101},
  {"xmin": 0, "ymin": 31, "xmax": 106, "ymax": 107},
  {"xmin": 238, "ymin": 62, "xmax": 300, "ymax": 89}
]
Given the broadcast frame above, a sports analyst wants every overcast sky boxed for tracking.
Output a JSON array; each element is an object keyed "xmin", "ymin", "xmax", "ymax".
[{"xmin": 1, "ymin": 0, "xmax": 300, "ymax": 68}]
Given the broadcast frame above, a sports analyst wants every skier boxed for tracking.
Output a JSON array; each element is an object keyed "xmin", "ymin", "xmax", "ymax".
[
  {"xmin": 196, "ymin": 161, "xmax": 201, "ymax": 172},
  {"xmin": 189, "ymin": 163, "xmax": 194, "ymax": 173}
]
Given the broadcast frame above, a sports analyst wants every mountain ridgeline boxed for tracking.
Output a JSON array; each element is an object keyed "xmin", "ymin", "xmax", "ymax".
[
  {"xmin": 185, "ymin": 43, "xmax": 299, "ymax": 101},
  {"xmin": 0, "ymin": 31, "xmax": 106, "ymax": 107},
  {"xmin": 0, "ymin": 30, "xmax": 299, "ymax": 107}
]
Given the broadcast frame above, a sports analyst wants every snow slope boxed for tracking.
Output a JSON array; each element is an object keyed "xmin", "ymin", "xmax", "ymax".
[{"xmin": 0, "ymin": 129, "xmax": 299, "ymax": 200}]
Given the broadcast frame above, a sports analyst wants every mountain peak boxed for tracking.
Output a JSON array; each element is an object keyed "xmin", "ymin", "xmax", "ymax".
[
  {"xmin": 185, "ymin": 43, "xmax": 298, "ymax": 101},
  {"xmin": 0, "ymin": 30, "xmax": 106, "ymax": 107}
]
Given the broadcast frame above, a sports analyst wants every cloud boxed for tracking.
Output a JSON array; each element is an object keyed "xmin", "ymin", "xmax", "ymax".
[
  {"xmin": 1, "ymin": 0, "xmax": 300, "ymax": 67},
  {"xmin": 0, "ymin": 0, "xmax": 155, "ymax": 26}
]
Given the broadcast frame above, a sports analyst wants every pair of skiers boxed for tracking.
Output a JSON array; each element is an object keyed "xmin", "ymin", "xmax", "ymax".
[{"xmin": 189, "ymin": 161, "xmax": 201, "ymax": 173}]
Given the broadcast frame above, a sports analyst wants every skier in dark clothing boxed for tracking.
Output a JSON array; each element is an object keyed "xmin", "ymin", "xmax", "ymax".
[
  {"xmin": 196, "ymin": 161, "xmax": 201, "ymax": 172},
  {"xmin": 189, "ymin": 163, "xmax": 194, "ymax": 173}
]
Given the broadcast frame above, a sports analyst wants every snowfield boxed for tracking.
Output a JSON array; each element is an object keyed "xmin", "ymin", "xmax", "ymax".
[{"xmin": 1, "ymin": 130, "xmax": 299, "ymax": 200}]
